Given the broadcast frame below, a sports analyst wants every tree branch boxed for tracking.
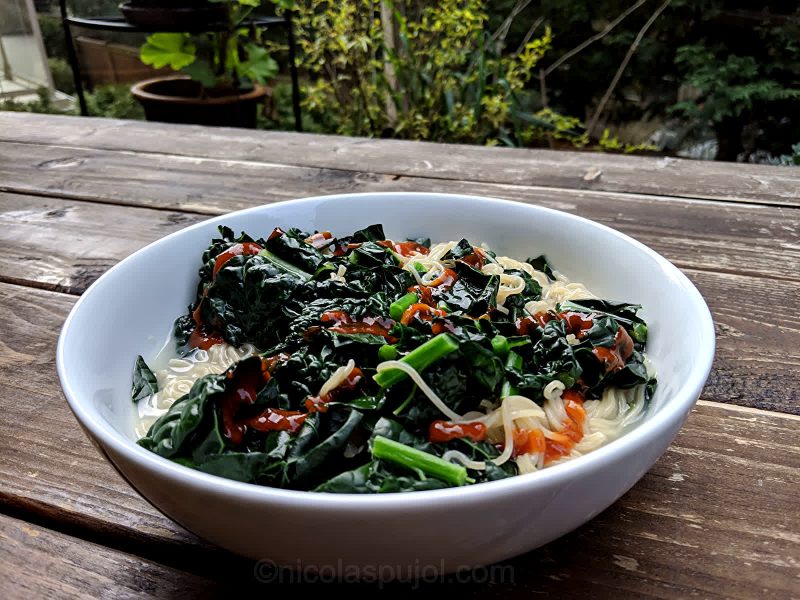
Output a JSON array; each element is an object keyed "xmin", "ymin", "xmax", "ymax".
[
  {"xmin": 515, "ymin": 15, "xmax": 545, "ymax": 55},
  {"xmin": 380, "ymin": 1, "xmax": 398, "ymax": 127},
  {"xmin": 586, "ymin": 0, "xmax": 671, "ymax": 136},
  {"xmin": 491, "ymin": 0, "xmax": 534, "ymax": 47},
  {"xmin": 543, "ymin": 0, "xmax": 650, "ymax": 77},
  {"xmin": 538, "ymin": 68, "xmax": 548, "ymax": 108}
]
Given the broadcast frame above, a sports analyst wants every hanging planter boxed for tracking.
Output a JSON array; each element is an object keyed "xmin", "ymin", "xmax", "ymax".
[
  {"xmin": 131, "ymin": 76, "xmax": 268, "ymax": 128},
  {"xmin": 119, "ymin": 0, "xmax": 229, "ymax": 30}
]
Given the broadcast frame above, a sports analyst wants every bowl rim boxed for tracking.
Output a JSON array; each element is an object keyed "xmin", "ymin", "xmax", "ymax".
[{"xmin": 57, "ymin": 192, "xmax": 715, "ymax": 509}]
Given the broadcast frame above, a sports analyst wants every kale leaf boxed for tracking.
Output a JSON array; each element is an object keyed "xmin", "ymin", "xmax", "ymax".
[{"xmin": 131, "ymin": 355, "xmax": 158, "ymax": 402}]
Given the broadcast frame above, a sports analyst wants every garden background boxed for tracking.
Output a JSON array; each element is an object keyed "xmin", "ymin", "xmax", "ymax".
[{"xmin": 6, "ymin": 0, "xmax": 799, "ymax": 165}]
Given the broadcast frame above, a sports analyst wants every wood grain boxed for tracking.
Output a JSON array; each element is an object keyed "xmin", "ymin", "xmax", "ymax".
[
  {"xmin": 687, "ymin": 269, "xmax": 800, "ymax": 414},
  {"xmin": 1, "ymin": 193, "xmax": 798, "ymax": 412},
  {"xmin": 0, "ymin": 193, "xmax": 204, "ymax": 293},
  {"xmin": 1, "ymin": 112, "xmax": 798, "ymax": 207},
  {"xmin": 0, "ymin": 513, "xmax": 219, "ymax": 599},
  {"xmin": 1, "ymin": 142, "xmax": 798, "ymax": 283},
  {"xmin": 2, "ymin": 111, "xmax": 799, "ymax": 599},
  {"xmin": 0, "ymin": 282, "xmax": 798, "ymax": 598}
]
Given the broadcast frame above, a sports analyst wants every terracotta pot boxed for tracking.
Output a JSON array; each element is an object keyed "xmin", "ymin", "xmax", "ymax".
[
  {"xmin": 131, "ymin": 76, "xmax": 267, "ymax": 129},
  {"xmin": 119, "ymin": 1, "xmax": 228, "ymax": 30}
]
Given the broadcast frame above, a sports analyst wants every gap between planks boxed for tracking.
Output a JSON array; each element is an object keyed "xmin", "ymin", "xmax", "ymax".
[
  {"xmin": 1, "ymin": 112, "xmax": 798, "ymax": 209},
  {"xmin": 2, "ymin": 174, "xmax": 799, "ymax": 292},
  {"xmin": 0, "ymin": 511, "xmax": 219, "ymax": 599},
  {"xmin": 2, "ymin": 139, "xmax": 799, "ymax": 213},
  {"xmin": 0, "ymin": 399, "xmax": 797, "ymax": 599},
  {"xmin": 0, "ymin": 281, "xmax": 797, "ymax": 597}
]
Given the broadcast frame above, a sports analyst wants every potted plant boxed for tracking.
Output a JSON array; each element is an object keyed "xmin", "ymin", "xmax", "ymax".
[
  {"xmin": 132, "ymin": 0, "xmax": 278, "ymax": 128},
  {"xmin": 120, "ymin": 0, "xmax": 229, "ymax": 30}
]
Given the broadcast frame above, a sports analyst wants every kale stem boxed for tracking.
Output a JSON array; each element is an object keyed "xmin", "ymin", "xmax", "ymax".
[
  {"xmin": 392, "ymin": 386, "xmax": 416, "ymax": 416},
  {"xmin": 389, "ymin": 292, "xmax": 419, "ymax": 321},
  {"xmin": 257, "ymin": 249, "xmax": 312, "ymax": 280},
  {"xmin": 500, "ymin": 350, "xmax": 523, "ymax": 398},
  {"xmin": 373, "ymin": 333, "xmax": 459, "ymax": 388},
  {"xmin": 372, "ymin": 436, "xmax": 468, "ymax": 486}
]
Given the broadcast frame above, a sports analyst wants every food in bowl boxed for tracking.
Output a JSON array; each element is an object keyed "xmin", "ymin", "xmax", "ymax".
[{"xmin": 132, "ymin": 223, "xmax": 656, "ymax": 492}]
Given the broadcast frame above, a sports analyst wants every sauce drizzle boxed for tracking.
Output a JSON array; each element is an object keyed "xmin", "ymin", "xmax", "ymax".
[
  {"xmin": 212, "ymin": 242, "xmax": 263, "ymax": 279},
  {"xmin": 429, "ymin": 420, "xmax": 488, "ymax": 443},
  {"xmin": 593, "ymin": 326, "xmax": 634, "ymax": 373},
  {"xmin": 377, "ymin": 239, "xmax": 429, "ymax": 257},
  {"xmin": 305, "ymin": 367, "xmax": 364, "ymax": 413},
  {"xmin": 320, "ymin": 310, "xmax": 396, "ymax": 340}
]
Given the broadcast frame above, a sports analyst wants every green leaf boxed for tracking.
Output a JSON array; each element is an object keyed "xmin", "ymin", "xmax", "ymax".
[
  {"xmin": 288, "ymin": 409, "xmax": 363, "ymax": 482},
  {"xmin": 351, "ymin": 224, "xmax": 385, "ymax": 242},
  {"xmin": 138, "ymin": 374, "xmax": 226, "ymax": 458},
  {"xmin": 131, "ymin": 355, "xmax": 158, "ymax": 402},
  {"xmin": 140, "ymin": 33, "xmax": 196, "ymax": 70},
  {"xmin": 192, "ymin": 451, "xmax": 282, "ymax": 482},
  {"xmin": 632, "ymin": 323, "xmax": 648, "ymax": 343},
  {"xmin": 314, "ymin": 461, "xmax": 449, "ymax": 493},
  {"xmin": 526, "ymin": 255, "xmax": 555, "ymax": 279},
  {"xmin": 440, "ymin": 263, "xmax": 499, "ymax": 316},
  {"xmin": 182, "ymin": 60, "xmax": 217, "ymax": 88},
  {"xmin": 239, "ymin": 43, "xmax": 278, "ymax": 84}
]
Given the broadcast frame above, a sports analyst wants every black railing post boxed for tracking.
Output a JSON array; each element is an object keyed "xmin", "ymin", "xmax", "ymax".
[
  {"xmin": 59, "ymin": 0, "xmax": 88, "ymax": 116},
  {"xmin": 286, "ymin": 12, "xmax": 302, "ymax": 132}
]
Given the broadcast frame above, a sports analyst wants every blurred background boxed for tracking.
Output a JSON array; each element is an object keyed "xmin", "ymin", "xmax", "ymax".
[{"xmin": 1, "ymin": 0, "xmax": 798, "ymax": 164}]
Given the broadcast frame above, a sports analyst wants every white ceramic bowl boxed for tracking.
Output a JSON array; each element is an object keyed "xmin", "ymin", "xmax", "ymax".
[{"xmin": 57, "ymin": 193, "xmax": 714, "ymax": 574}]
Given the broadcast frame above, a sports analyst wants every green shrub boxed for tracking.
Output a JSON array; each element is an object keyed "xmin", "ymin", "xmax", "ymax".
[
  {"xmin": 48, "ymin": 57, "xmax": 75, "ymax": 94},
  {"xmin": 258, "ymin": 80, "xmax": 336, "ymax": 133},
  {"xmin": 670, "ymin": 31, "xmax": 800, "ymax": 160},
  {"xmin": 776, "ymin": 143, "xmax": 800, "ymax": 166},
  {"xmin": 38, "ymin": 14, "xmax": 67, "ymax": 60},
  {"xmin": 290, "ymin": 0, "xmax": 555, "ymax": 146},
  {"xmin": 0, "ymin": 88, "xmax": 62, "ymax": 114},
  {"xmin": 84, "ymin": 85, "xmax": 144, "ymax": 120}
]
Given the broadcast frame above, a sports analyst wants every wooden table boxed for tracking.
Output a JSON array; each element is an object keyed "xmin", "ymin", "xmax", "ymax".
[{"xmin": 1, "ymin": 112, "xmax": 798, "ymax": 598}]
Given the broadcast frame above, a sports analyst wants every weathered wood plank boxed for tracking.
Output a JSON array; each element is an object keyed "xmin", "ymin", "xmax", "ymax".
[
  {"xmin": 686, "ymin": 269, "xmax": 800, "ymax": 414},
  {"xmin": 505, "ymin": 402, "xmax": 800, "ymax": 599},
  {"xmin": 0, "ymin": 513, "xmax": 219, "ymax": 599},
  {"xmin": 0, "ymin": 193, "xmax": 204, "ymax": 293},
  {"xmin": 0, "ymin": 196, "xmax": 798, "ymax": 412},
  {"xmin": 0, "ymin": 142, "xmax": 798, "ymax": 285},
  {"xmin": 0, "ymin": 112, "xmax": 798, "ymax": 207},
  {"xmin": 0, "ymin": 282, "xmax": 797, "ymax": 598}
]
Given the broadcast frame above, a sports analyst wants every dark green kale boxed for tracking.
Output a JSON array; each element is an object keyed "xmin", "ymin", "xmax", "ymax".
[
  {"xmin": 131, "ymin": 355, "xmax": 158, "ymax": 402},
  {"xmin": 526, "ymin": 255, "xmax": 555, "ymax": 279},
  {"xmin": 135, "ymin": 225, "xmax": 656, "ymax": 493}
]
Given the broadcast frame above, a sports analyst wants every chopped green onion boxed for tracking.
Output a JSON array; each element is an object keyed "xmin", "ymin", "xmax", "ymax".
[
  {"xmin": 372, "ymin": 436, "xmax": 468, "ymax": 486},
  {"xmin": 378, "ymin": 344, "xmax": 398, "ymax": 361},
  {"xmin": 500, "ymin": 350, "xmax": 523, "ymax": 398},
  {"xmin": 491, "ymin": 335, "xmax": 509, "ymax": 357},
  {"xmin": 508, "ymin": 336, "xmax": 532, "ymax": 350},
  {"xmin": 390, "ymin": 292, "xmax": 418, "ymax": 321},
  {"xmin": 373, "ymin": 333, "xmax": 459, "ymax": 388},
  {"xmin": 437, "ymin": 301, "xmax": 453, "ymax": 313}
]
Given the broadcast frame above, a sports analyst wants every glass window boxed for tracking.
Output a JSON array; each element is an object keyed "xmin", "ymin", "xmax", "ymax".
[{"xmin": 0, "ymin": 0, "xmax": 54, "ymax": 100}]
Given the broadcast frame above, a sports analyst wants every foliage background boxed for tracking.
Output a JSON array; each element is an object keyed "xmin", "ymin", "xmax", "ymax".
[
  {"xmin": 13, "ymin": 0, "xmax": 800, "ymax": 164},
  {"xmin": 273, "ymin": 0, "xmax": 799, "ymax": 162}
]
